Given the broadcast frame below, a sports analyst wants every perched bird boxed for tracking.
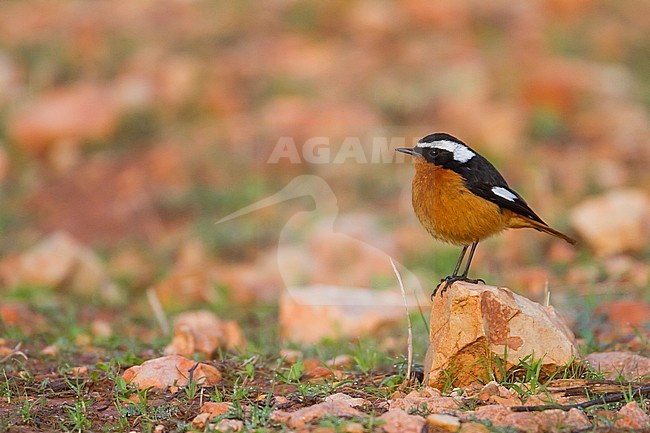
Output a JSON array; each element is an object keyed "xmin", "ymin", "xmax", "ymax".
[{"xmin": 397, "ymin": 133, "xmax": 576, "ymax": 296}]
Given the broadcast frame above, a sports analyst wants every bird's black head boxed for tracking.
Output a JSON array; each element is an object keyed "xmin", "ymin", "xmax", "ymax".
[{"xmin": 397, "ymin": 133, "xmax": 476, "ymax": 169}]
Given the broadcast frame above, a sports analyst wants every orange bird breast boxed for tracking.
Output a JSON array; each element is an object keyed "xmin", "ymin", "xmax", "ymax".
[{"xmin": 412, "ymin": 162, "xmax": 510, "ymax": 246}]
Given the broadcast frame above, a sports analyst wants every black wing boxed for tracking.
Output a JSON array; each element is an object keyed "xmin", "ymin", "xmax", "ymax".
[
  {"xmin": 466, "ymin": 183, "xmax": 546, "ymax": 224},
  {"xmin": 458, "ymin": 154, "xmax": 546, "ymax": 225}
]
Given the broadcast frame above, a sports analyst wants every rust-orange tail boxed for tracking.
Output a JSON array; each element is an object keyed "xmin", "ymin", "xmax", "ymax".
[{"xmin": 510, "ymin": 216, "xmax": 577, "ymax": 245}]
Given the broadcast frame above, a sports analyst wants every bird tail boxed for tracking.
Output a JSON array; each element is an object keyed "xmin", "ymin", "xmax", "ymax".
[{"xmin": 510, "ymin": 216, "xmax": 577, "ymax": 245}]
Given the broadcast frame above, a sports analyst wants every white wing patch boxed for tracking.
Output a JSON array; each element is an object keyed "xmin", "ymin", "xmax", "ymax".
[
  {"xmin": 491, "ymin": 186, "xmax": 518, "ymax": 202},
  {"xmin": 416, "ymin": 139, "xmax": 475, "ymax": 163}
]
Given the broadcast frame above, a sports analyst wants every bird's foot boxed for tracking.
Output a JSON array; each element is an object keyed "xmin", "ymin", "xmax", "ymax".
[{"xmin": 431, "ymin": 276, "xmax": 486, "ymax": 299}]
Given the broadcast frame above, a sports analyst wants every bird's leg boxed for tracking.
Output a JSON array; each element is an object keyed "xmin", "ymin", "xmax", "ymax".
[
  {"xmin": 458, "ymin": 241, "xmax": 485, "ymax": 284},
  {"xmin": 433, "ymin": 242, "xmax": 485, "ymax": 298},
  {"xmin": 449, "ymin": 245, "xmax": 469, "ymax": 278},
  {"xmin": 432, "ymin": 245, "xmax": 468, "ymax": 298}
]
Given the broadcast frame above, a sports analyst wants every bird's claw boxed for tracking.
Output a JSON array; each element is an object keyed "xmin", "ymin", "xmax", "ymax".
[
  {"xmin": 431, "ymin": 276, "xmax": 486, "ymax": 299},
  {"xmin": 431, "ymin": 277, "xmax": 455, "ymax": 299}
]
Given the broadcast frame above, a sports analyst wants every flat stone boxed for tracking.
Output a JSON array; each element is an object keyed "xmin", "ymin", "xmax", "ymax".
[
  {"xmin": 163, "ymin": 310, "xmax": 246, "ymax": 357},
  {"xmin": 570, "ymin": 188, "xmax": 650, "ymax": 256},
  {"xmin": 425, "ymin": 413, "xmax": 461, "ymax": 432},
  {"xmin": 614, "ymin": 401, "xmax": 650, "ymax": 429},
  {"xmin": 279, "ymin": 284, "xmax": 413, "ymax": 343},
  {"xmin": 377, "ymin": 409, "xmax": 425, "ymax": 433},
  {"xmin": 584, "ymin": 351, "xmax": 650, "ymax": 380},
  {"xmin": 271, "ymin": 400, "xmax": 366, "ymax": 429},
  {"xmin": 122, "ymin": 355, "xmax": 221, "ymax": 390}
]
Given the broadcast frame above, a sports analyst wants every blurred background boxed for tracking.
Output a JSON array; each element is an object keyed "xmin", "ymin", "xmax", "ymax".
[{"xmin": 0, "ymin": 1, "xmax": 649, "ymax": 354}]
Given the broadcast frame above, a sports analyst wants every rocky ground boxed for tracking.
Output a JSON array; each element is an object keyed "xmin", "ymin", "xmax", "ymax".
[{"xmin": 0, "ymin": 1, "xmax": 649, "ymax": 432}]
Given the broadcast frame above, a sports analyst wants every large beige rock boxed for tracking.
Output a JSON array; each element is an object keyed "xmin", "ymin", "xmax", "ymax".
[
  {"xmin": 570, "ymin": 188, "xmax": 650, "ymax": 256},
  {"xmin": 425, "ymin": 282, "xmax": 580, "ymax": 390},
  {"xmin": 279, "ymin": 284, "xmax": 415, "ymax": 343}
]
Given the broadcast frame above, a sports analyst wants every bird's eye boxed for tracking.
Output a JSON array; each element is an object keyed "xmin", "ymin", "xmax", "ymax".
[{"xmin": 427, "ymin": 148, "xmax": 438, "ymax": 158}]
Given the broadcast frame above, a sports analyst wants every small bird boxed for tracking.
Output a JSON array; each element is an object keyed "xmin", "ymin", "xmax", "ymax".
[{"xmin": 397, "ymin": 133, "xmax": 576, "ymax": 296}]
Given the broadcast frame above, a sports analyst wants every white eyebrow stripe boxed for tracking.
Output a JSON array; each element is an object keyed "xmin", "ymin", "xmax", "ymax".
[
  {"xmin": 491, "ymin": 186, "xmax": 518, "ymax": 202},
  {"xmin": 416, "ymin": 139, "xmax": 475, "ymax": 163}
]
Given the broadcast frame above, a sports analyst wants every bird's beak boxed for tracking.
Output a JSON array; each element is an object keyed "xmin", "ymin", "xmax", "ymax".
[{"xmin": 396, "ymin": 147, "xmax": 415, "ymax": 155}]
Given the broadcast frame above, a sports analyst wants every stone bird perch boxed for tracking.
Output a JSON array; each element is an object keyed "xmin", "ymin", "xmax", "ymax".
[{"xmin": 424, "ymin": 282, "xmax": 580, "ymax": 390}]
